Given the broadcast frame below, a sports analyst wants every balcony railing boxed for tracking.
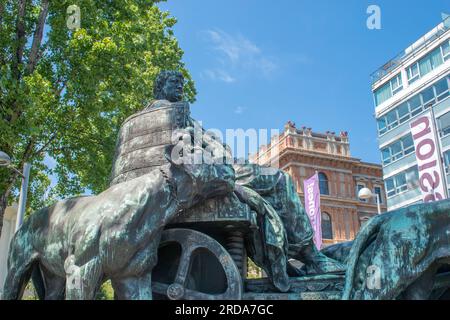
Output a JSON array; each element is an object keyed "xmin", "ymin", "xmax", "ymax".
[{"xmin": 371, "ymin": 15, "xmax": 450, "ymax": 85}]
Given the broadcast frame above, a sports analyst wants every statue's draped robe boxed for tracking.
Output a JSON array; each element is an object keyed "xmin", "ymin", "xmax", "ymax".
[{"xmin": 233, "ymin": 164, "xmax": 315, "ymax": 291}]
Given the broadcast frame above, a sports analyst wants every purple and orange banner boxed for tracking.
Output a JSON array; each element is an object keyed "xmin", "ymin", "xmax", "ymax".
[{"xmin": 303, "ymin": 172, "xmax": 322, "ymax": 249}]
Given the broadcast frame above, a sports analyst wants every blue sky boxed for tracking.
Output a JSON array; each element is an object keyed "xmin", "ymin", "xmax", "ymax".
[{"xmin": 157, "ymin": 0, "xmax": 449, "ymax": 164}]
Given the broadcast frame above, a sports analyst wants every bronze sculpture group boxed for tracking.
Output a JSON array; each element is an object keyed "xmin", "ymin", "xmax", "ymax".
[{"xmin": 2, "ymin": 71, "xmax": 450, "ymax": 300}]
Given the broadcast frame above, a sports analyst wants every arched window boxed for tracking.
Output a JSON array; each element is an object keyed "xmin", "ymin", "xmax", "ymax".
[
  {"xmin": 360, "ymin": 216, "xmax": 371, "ymax": 228},
  {"xmin": 321, "ymin": 212, "xmax": 333, "ymax": 239},
  {"xmin": 318, "ymin": 172, "xmax": 329, "ymax": 195}
]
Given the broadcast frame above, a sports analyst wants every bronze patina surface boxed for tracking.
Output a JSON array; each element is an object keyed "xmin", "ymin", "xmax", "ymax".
[{"xmin": 3, "ymin": 70, "xmax": 450, "ymax": 300}]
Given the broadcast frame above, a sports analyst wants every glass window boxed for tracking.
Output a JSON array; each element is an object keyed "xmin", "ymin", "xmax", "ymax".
[
  {"xmin": 419, "ymin": 47, "xmax": 443, "ymax": 77},
  {"xmin": 434, "ymin": 78, "xmax": 449, "ymax": 101},
  {"xmin": 444, "ymin": 150, "xmax": 450, "ymax": 174},
  {"xmin": 419, "ymin": 53, "xmax": 433, "ymax": 76},
  {"xmin": 383, "ymin": 134, "xmax": 415, "ymax": 165},
  {"xmin": 408, "ymin": 94, "xmax": 422, "ymax": 116},
  {"xmin": 377, "ymin": 117, "xmax": 387, "ymax": 135},
  {"xmin": 443, "ymin": 40, "xmax": 450, "ymax": 61},
  {"xmin": 421, "ymin": 86, "xmax": 435, "ymax": 107},
  {"xmin": 374, "ymin": 82, "xmax": 392, "ymax": 106},
  {"xmin": 405, "ymin": 167, "xmax": 419, "ymax": 190},
  {"xmin": 321, "ymin": 212, "xmax": 333, "ymax": 240},
  {"xmin": 318, "ymin": 172, "xmax": 329, "ymax": 195},
  {"xmin": 439, "ymin": 112, "xmax": 450, "ymax": 137},
  {"xmin": 385, "ymin": 178, "xmax": 395, "ymax": 197},
  {"xmin": 402, "ymin": 135, "xmax": 414, "ymax": 155},
  {"xmin": 390, "ymin": 141, "xmax": 403, "ymax": 161},
  {"xmin": 397, "ymin": 102, "xmax": 410, "ymax": 123},
  {"xmin": 390, "ymin": 73, "xmax": 403, "ymax": 95},
  {"xmin": 430, "ymin": 46, "xmax": 444, "ymax": 68},
  {"xmin": 395, "ymin": 173, "xmax": 407, "ymax": 193},
  {"xmin": 374, "ymin": 186, "xmax": 383, "ymax": 204},
  {"xmin": 419, "ymin": 47, "xmax": 444, "ymax": 77},
  {"xmin": 382, "ymin": 147, "xmax": 391, "ymax": 165},
  {"xmin": 407, "ymin": 63, "xmax": 420, "ymax": 83},
  {"xmin": 377, "ymin": 76, "xmax": 448, "ymax": 136},
  {"xmin": 386, "ymin": 110, "xmax": 398, "ymax": 129}
]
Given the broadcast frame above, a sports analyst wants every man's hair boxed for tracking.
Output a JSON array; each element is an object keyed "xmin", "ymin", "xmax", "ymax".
[{"xmin": 153, "ymin": 70, "xmax": 184, "ymax": 100}]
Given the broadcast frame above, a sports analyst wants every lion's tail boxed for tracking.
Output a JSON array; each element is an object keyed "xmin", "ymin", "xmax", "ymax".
[{"xmin": 1, "ymin": 224, "xmax": 38, "ymax": 300}]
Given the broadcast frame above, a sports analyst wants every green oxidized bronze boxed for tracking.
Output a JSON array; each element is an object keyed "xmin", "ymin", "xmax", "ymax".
[{"xmin": 3, "ymin": 70, "xmax": 450, "ymax": 300}]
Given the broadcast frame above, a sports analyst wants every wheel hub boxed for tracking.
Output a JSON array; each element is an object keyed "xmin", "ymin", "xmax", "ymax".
[{"xmin": 167, "ymin": 283, "xmax": 185, "ymax": 300}]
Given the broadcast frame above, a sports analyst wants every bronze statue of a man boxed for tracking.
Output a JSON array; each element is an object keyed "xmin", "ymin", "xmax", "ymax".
[{"xmin": 111, "ymin": 70, "xmax": 344, "ymax": 291}]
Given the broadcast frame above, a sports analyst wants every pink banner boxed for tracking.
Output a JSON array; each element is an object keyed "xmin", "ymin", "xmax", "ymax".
[
  {"xmin": 303, "ymin": 172, "xmax": 322, "ymax": 249},
  {"xmin": 410, "ymin": 111, "xmax": 448, "ymax": 202}
]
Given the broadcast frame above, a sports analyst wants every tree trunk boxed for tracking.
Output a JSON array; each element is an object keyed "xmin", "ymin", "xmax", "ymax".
[{"xmin": 27, "ymin": 0, "xmax": 49, "ymax": 75}]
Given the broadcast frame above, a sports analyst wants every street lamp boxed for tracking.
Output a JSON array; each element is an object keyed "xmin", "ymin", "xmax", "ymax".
[
  {"xmin": 0, "ymin": 151, "xmax": 11, "ymax": 167},
  {"xmin": 0, "ymin": 151, "xmax": 31, "ymax": 232},
  {"xmin": 358, "ymin": 187, "xmax": 381, "ymax": 215}
]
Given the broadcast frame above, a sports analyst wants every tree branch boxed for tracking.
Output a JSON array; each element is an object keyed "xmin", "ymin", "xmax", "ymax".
[
  {"xmin": 12, "ymin": 0, "xmax": 27, "ymax": 81},
  {"xmin": 33, "ymin": 131, "xmax": 58, "ymax": 157},
  {"xmin": 26, "ymin": 0, "xmax": 49, "ymax": 75}
]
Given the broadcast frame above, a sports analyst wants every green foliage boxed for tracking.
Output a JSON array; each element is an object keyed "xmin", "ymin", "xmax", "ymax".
[
  {"xmin": 22, "ymin": 281, "xmax": 38, "ymax": 300},
  {"xmin": 247, "ymin": 258, "xmax": 263, "ymax": 279},
  {"xmin": 0, "ymin": 1, "xmax": 196, "ymax": 216},
  {"xmin": 96, "ymin": 280, "xmax": 114, "ymax": 300}
]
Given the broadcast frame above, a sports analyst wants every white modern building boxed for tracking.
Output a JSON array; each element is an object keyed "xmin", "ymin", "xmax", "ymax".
[{"xmin": 372, "ymin": 14, "xmax": 450, "ymax": 210}]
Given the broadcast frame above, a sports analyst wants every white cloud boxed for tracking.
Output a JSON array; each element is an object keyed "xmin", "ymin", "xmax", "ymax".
[
  {"xmin": 258, "ymin": 57, "xmax": 278, "ymax": 76},
  {"xmin": 202, "ymin": 29, "xmax": 278, "ymax": 81},
  {"xmin": 202, "ymin": 69, "xmax": 236, "ymax": 83},
  {"xmin": 205, "ymin": 30, "xmax": 260, "ymax": 65}
]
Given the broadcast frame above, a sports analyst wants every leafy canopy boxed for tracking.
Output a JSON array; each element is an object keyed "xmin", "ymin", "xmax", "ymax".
[{"xmin": 0, "ymin": 0, "xmax": 196, "ymax": 213}]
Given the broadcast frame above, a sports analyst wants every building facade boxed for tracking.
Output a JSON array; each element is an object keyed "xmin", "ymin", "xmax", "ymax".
[
  {"xmin": 250, "ymin": 122, "xmax": 386, "ymax": 246},
  {"xmin": 372, "ymin": 15, "xmax": 450, "ymax": 210}
]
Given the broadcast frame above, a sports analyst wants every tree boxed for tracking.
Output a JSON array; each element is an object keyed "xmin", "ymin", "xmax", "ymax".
[{"xmin": 0, "ymin": 0, "xmax": 196, "ymax": 236}]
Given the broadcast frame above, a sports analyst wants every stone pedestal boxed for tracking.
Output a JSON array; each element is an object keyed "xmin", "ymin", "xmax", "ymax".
[{"xmin": 0, "ymin": 205, "xmax": 17, "ymax": 298}]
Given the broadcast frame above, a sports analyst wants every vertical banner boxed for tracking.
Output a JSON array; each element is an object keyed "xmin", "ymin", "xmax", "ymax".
[
  {"xmin": 410, "ymin": 111, "xmax": 447, "ymax": 202},
  {"xmin": 303, "ymin": 172, "xmax": 322, "ymax": 249}
]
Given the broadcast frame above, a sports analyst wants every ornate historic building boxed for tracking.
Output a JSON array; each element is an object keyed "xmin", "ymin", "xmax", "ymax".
[{"xmin": 250, "ymin": 121, "xmax": 387, "ymax": 246}]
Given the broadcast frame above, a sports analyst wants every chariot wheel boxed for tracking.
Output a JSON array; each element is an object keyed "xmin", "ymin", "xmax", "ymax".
[{"xmin": 152, "ymin": 228, "xmax": 243, "ymax": 300}]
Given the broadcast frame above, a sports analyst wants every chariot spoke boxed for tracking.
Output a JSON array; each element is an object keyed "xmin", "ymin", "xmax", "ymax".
[
  {"xmin": 151, "ymin": 282, "xmax": 169, "ymax": 295},
  {"xmin": 173, "ymin": 243, "xmax": 196, "ymax": 286}
]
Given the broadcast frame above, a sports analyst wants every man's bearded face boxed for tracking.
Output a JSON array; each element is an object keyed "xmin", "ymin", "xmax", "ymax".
[{"xmin": 162, "ymin": 76, "xmax": 184, "ymax": 102}]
